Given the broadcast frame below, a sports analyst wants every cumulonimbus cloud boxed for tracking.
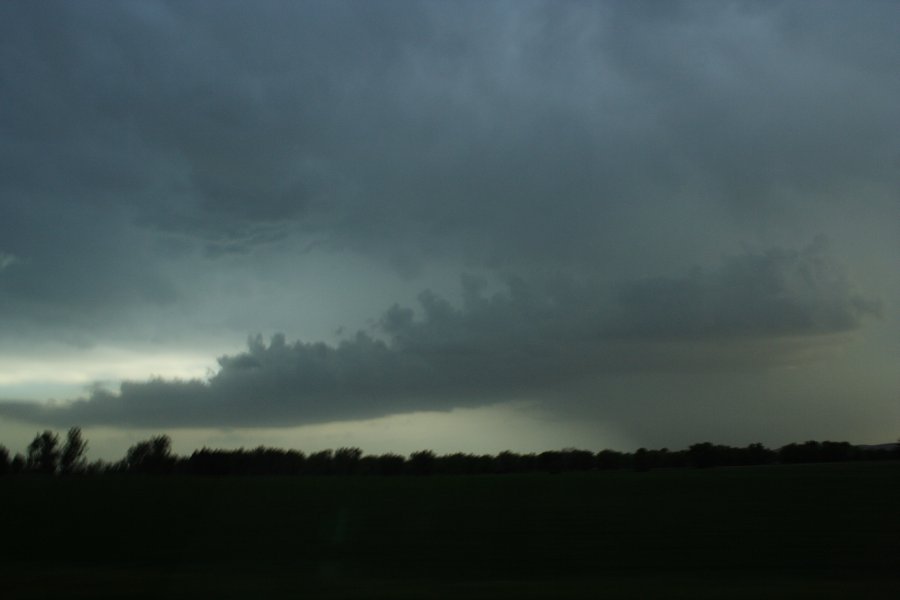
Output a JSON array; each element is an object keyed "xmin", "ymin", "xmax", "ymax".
[
  {"xmin": 0, "ymin": 1, "xmax": 896, "ymax": 348},
  {"xmin": 0, "ymin": 240, "xmax": 879, "ymax": 428},
  {"xmin": 607, "ymin": 236, "xmax": 881, "ymax": 340}
]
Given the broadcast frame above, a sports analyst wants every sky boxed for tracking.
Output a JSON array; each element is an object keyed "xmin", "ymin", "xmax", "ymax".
[{"xmin": 1, "ymin": 0, "xmax": 898, "ymax": 460}]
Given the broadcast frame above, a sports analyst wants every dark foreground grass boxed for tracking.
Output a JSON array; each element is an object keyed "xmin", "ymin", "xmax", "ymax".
[{"xmin": 2, "ymin": 461, "xmax": 899, "ymax": 598}]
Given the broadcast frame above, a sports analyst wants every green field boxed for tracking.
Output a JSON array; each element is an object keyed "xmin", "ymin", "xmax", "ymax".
[{"xmin": 2, "ymin": 462, "xmax": 899, "ymax": 598}]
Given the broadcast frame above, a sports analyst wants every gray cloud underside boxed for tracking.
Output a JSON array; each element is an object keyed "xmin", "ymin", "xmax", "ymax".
[
  {"xmin": 0, "ymin": 241, "xmax": 878, "ymax": 428},
  {"xmin": 0, "ymin": 2, "xmax": 895, "ymax": 437},
  {"xmin": 609, "ymin": 237, "xmax": 881, "ymax": 340},
  {"xmin": 1, "ymin": 1, "xmax": 898, "ymax": 341}
]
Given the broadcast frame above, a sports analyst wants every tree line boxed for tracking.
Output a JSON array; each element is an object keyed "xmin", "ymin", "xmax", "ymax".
[{"xmin": 0, "ymin": 428, "xmax": 897, "ymax": 477}]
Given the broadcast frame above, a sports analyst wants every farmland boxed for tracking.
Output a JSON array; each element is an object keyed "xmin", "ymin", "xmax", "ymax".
[{"xmin": 2, "ymin": 461, "xmax": 899, "ymax": 599}]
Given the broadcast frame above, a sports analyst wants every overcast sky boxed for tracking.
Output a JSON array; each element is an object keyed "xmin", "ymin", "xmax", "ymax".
[{"xmin": 1, "ymin": 1, "xmax": 898, "ymax": 459}]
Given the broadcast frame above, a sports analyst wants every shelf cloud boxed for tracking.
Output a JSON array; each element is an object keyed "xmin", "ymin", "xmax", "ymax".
[{"xmin": 0, "ymin": 1, "xmax": 896, "ymax": 449}]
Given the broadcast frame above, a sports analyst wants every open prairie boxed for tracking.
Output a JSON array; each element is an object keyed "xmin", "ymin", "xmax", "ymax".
[{"xmin": 2, "ymin": 461, "xmax": 899, "ymax": 598}]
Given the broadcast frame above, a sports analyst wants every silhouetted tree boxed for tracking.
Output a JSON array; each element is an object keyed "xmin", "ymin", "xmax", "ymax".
[
  {"xmin": 560, "ymin": 448, "xmax": 595, "ymax": 472},
  {"xmin": 4, "ymin": 430, "xmax": 884, "ymax": 478},
  {"xmin": 537, "ymin": 451, "xmax": 564, "ymax": 474},
  {"xmin": 282, "ymin": 449, "xmax": 306, "ymax": 475},
  {"xmin": 333, "ymin": 447, "xmax": 363, "ymax": 475},
  {"xmin": 84, "ymin": 459, "xmax": 111, "ymax": 476},
  {"xmin": 189, "ymin": 448, "xmax": 231, "ymax": 476},
  {"xmin": 688, "ymin": 442, "xmax": 719, "ymax": 468},
  {"xmin": 26, "ymin": 430, "xmax": 60, "ymax": 474},
  {"xmin": 0, "ymin": 445, "xmax": 9, "ymax": 476},
  {"xmin": 745, "ymin": 443, "xmax": 777, "ymax": 465},
  {"xmin": 436, "ymin": 452, "xmax": 479, "ymax": 475},
  {"xmin": 494, "ymin": 451, "xmax": 523, "ymax": 474},
  {"xmin": 820, "ymin": 441, "xmax": 855, "ymax": 462},
  {"xmin": 633, "ymin": 447, "xmax": 652, "ymax": 472},
  {"xmin": 409, "ymin": 450, "xmax": 436, "ymax": 476},
  {"xmin": 686, "ymin": 442, "xmax": 777, "ymax": 468},
  {"xmin": 59, "ymin": 427, "xmax": 88, "ymax": 475},
  {"xmin": 596, "ymin": 449, "xmax": 628, "ymax": 470},
  {"xmin": 778, "ymin": 440, "xmax": 854, "ymax": 464},
  {"xmin": 783, "ymin": 441, "xmax": 805, "ymax": 463},
  {"xmin": 307, "ymin": 449, "xmax": 334, "ymax": 475},
  {"xmin": 374, "ymin": 453, "xmax": 406, "ymax": 476},
  {"xmin": 11, "ymin": 453, "xmax": 26, "ymax": 474},
  {"xmin": 125, "ymin": 435, "xmax": 175, "ymax": 474}
]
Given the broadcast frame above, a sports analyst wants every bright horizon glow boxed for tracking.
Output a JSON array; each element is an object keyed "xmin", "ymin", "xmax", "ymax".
[
  {"xmin": 0, "ymin": 401, "xmax": 635, "ymax": 463},
  {"xmin": 0, "ymin": 346, "xmax": 217, "ymax": 399}
]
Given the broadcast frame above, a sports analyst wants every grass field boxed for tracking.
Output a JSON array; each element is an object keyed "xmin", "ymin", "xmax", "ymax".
[{"xmin": 2, "ymin": 461, "xmax": 899, "ymax": 598}]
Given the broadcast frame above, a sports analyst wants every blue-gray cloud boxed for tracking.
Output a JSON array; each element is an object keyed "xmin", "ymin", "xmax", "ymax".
[
  {"xmin": 0, "ymin": 240, "xmax": 878, "ymax": 428},
  {"xmin": 0, "ymin": 2, "xmax": 895, "ymax": 440},
  {"xmin": 609, "ymin": 237, "xmax": 881, "ymax": 340}
]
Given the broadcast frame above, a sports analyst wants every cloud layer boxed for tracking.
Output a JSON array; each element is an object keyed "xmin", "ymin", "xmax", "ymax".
[
  {"xmin": 0, "ymin": 240, "xmax": 879, "ymax": 428},
  {"xmin": 0, "ymin": 2, "xmax": 896, "ymax": 443},
  {"xmin": 1, "ymin": 3, "xmax": 897, "ymax": 334}
]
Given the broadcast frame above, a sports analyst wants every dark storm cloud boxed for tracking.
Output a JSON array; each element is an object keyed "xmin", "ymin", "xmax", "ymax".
[
  {"xmin": 609, "ymin": 237, "xmax": 881, "ymax": 340},
  {"xmin": 0, "ymin": 200, "xmax": 176, "ymax": 341},
  {"xmin": 0, "ymin": 2, "xmax": 896, "ymax": 432},
  {"xmin": 2, "ymin": 1, "xmax": 897, "ymax": 272},
  {"xmin": 0, "ymin": 240, "xmax": 879, "ymax": 428}
]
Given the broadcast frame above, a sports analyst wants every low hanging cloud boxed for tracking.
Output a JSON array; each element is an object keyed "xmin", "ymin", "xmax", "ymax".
[
  {"xmin": 608, "ymin": 237, "xmax": 881, "ymax": 340},
  {"xmin": 0, "ymin": 1, "xmax": 897, "ymax": 352},
  {"xmin": 0, "ymin": 240, "xmax": 879, "ymax": 429}
]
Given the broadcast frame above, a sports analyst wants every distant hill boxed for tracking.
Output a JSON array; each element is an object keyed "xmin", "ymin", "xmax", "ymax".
[{"xmin": 856, "ymin": 443, "xmax": 899, "ymax": 451}]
